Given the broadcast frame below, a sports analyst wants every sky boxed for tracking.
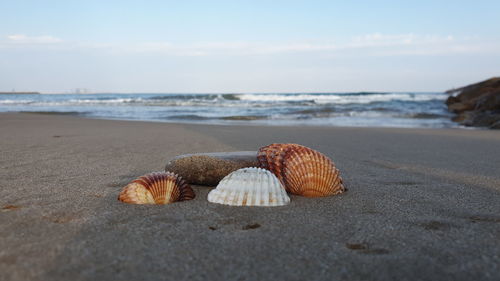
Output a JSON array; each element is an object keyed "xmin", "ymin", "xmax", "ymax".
[{"xmin": 1, "ymin": 0, "xmax": 499, "ymax": 93}]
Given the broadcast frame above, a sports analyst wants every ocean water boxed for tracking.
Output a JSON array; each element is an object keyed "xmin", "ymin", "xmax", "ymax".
[{"xmin": 0, "ymin": 92, "xmax": 456, "ymax": 128}]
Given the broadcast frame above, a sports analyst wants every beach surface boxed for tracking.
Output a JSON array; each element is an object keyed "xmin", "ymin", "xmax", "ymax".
[{"xmin": 1, "ymin": 113, "xmax": 499, "ymax": 281}]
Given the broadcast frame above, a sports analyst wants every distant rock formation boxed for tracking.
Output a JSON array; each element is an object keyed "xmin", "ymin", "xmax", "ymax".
[{"xmin": 445, "ymin": 77, "xmax": 500, "ymax": 129}]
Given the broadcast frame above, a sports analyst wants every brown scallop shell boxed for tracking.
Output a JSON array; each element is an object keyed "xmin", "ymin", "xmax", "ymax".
[
  {"xmin": 118, "ymin": 171, "xmax": 195, "ymax": 204},
  {"xmin": 282, "ymin": 146, "xmax": 345, "ymax": 197},
  {"xmin": 257, "ymin": 143, "xmax": 305, "ymax": 184}
]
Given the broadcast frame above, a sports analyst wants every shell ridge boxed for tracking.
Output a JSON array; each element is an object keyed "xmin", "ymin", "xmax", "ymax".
[
  {"xmin": 267, "ymin": 169, "xmax": 276, "ymax": 205},
  {"xmin": 177, "ymin": 175, "xmax": 194, "ymax": 201},
  {"xmin": 174, "ymin": 176, "xmax": 183, "ymax": 201},
  {"xmin": 147, "ymin": 173, "xmax": 160, "ymax": 203},
  {"xmin": 254, "ymin": 169, "xmax": 262, "ymax": 206},
  {"xmin": 314, "ymin": 150, "xmax": 325, "ymax": 194},
  {"xmin": 232, "ymin": 173, "xmax": 242, "ymax": 205},
  {"xmin": 261, "ymin": 168, "xmax": 269, "ymax": 206},
  {"xmin": 278, "ymin": 175, "xmax": 288, "ymax": 204},
  {"xmin": 155, "ymin": 173, "xmax": 166, "ymax": 203},
  {"xmin": 165, "ymin": 179, "xmax": 175, "ymax": 204},
  {"xmin": 154, "ymin": 173, "xmax": 165, "ymax": 203}
]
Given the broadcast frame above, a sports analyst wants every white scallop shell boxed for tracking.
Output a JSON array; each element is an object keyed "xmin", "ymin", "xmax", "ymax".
[{"xmin": 207, "ymin": 167, "xmax": 290, "ymax": 206}]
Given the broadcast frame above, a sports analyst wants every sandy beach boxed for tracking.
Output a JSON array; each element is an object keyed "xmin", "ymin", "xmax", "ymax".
[{"xmin": 1, "ymin": 112, "xmax": 499, "ymax": 281}]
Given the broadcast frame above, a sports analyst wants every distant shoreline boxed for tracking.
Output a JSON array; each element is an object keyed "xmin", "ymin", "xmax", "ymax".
[{"xmin": 0, "ymin": 92, "xmax": 40, "ymax": 95}]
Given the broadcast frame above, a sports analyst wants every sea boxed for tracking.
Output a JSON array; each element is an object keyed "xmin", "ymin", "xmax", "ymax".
[{"xmin": 0, "ymin": 92, "xmax": 456, "ymax": 128}]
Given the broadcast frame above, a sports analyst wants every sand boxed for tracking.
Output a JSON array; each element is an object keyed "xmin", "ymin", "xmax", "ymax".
[{"xmin": 0, "ymin": 112, "xmax": 499, "ymax": 281}]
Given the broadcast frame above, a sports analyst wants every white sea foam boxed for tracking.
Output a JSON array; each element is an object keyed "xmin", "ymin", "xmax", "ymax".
[
  {"xmin": 66, "ymin": 98, "xmax": 143, "ymax": 104},
  {"xmin": 0, "ymin": 93, "xmax": 447, "ymax": 107},
  {"xmin": 237, "ymin": 93, "xmax": 446, "ymax": 104},
  {"xmin": 0, "ymin": 99, "xmax": 34, "ymax": 104}
]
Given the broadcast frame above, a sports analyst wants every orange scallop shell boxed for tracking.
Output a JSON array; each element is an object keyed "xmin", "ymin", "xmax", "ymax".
[
  {"xmin": 258, "ymin": 143, "xmax": 346, "ymax": 197},
  {"xmin": 118, "ymin": 171, "xmax": 195, "ymax": 204},
  {"xmin": 257, "ymin": 143, "xmax": 304, "ymax": 184},
  {"xmin": 282, "ymin": 146, "xmax": 345, "ymax": 197}
]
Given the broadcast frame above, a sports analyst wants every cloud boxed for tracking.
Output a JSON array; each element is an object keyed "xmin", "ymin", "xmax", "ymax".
[
  {"xmin": 1, "ymin": 32, "xmax": 498, "ymax": 57},
  {"xmin": 6, "ymin": 34, "xmax": 63, "ymax": 44},
  {"xmin": 348, "ymin": 33, "xmax": 454, "ymax": 48},
  {"xmin": 118, "ymin": 33, "xmax": 495, "ymax": 57},
  {"xmin": 120, "ymin": 41, "xmax": 338, "ymax": 56},
  {"xmin": 336, "ymin": 33, "xmax": 499, "ymax": 56}
]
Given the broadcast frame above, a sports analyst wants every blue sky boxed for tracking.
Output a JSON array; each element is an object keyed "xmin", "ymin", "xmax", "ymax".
[{"xmin": 1, "ymin": 0, "xmax": 499, "ymax": 93}]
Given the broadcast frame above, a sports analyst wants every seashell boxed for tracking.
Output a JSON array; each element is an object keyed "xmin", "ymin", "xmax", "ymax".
[
  {"xmin": 207, "ymin": 167, "xmax": 290, "ymax": 206},
  {"xmin": 282, "ymin": 146, "xmax": 345, "ymax": 197},
  {"xmin": 257, "ymin": 143, "xmax": 304, "ymax": 184},
  {"xmin": 118, "ymin": 171, "xmax": 195, "ymax": 204}
]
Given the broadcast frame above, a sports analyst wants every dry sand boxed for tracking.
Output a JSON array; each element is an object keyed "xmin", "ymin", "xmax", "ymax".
[{"xmin": 0, "ymin": 112, "xmax": 499, "ymax": 281}]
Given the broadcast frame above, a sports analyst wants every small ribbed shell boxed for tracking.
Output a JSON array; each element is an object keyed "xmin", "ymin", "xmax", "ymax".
[
  {"xmin": 118, "ymin": 171, "xmax": 195, "ymax": 204},
  {"xmin": 257, "ymin": 143, "xmax": 304, "ymax": 184},
  {"xmin": 282, "ymin": 146, "xmax": 345, "ymax": 197},
  {"xmin": 207, "ymin": 167, "xmax": 290, "ymax": 206}
]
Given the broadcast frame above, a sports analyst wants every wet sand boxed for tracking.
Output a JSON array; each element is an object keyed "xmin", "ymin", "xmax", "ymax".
[{"xmin": 0, "ymin": 112, "xmax": 499, "ymax": 281}]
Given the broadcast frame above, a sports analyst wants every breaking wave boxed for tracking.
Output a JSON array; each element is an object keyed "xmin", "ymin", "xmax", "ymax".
[{"xmin": 0, "ymin": 92, "xmax": 455, "ymax": 128}]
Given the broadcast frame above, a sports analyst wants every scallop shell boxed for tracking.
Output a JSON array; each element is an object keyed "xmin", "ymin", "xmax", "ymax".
[
  {"xmin": 207, "ymin": 167, "xmax": 290, "ymax": 206},
  {"xmin": 257, "ymin": 143, "xmax": 304, "ymax": 184},
  {"xmin": 118, "ymin": 171, "xmax": 195, "ymax": 204},
  {"xmin": 282, "ymin": 146, "xmax": 345, "ymax": 197}
]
